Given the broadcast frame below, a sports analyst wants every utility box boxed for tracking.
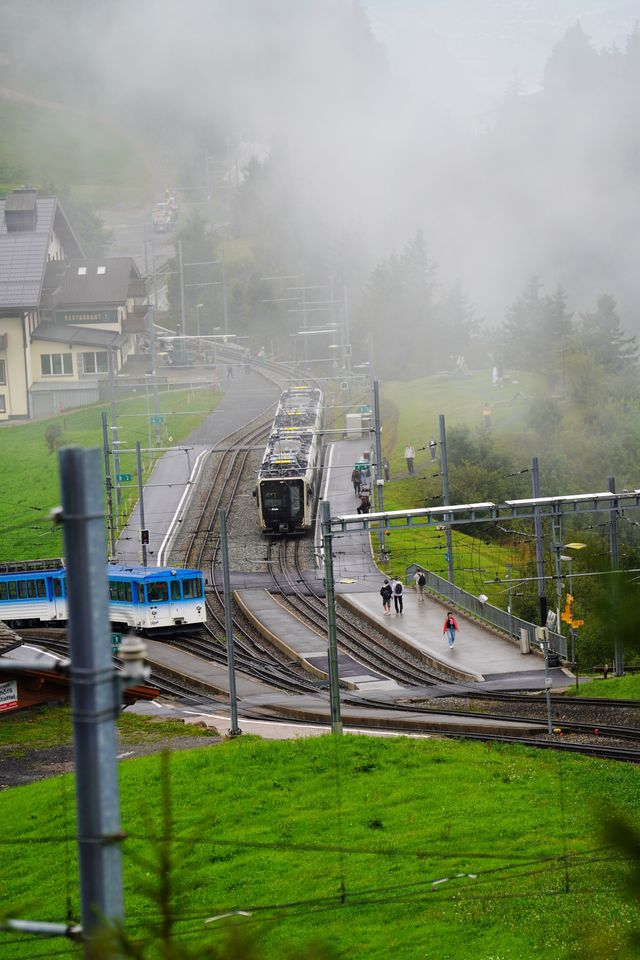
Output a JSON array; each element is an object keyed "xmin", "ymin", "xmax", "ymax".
[
  {"xmin": 519, "ymin": 628, "xmax": 531, "ymax": 654},
  {"xmin": 346, "ymin": 413, "xmax": 362, "ymax": 438}
]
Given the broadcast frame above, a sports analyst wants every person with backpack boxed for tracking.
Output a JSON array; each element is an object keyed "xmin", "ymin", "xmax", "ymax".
[
  {"xmin": 442, "ymin": 611, "xmax": 459, "ymax": 648},
  {"xmin": 380, "ymin": 579, "xmax": 392, "ymax": 616},
  {"xmin": 357, "ymin": 492, "xmax": 370, "ymax": 515},
  {"xmin": 392, "ymin": 578, "xmax": 404, "ymax": 614},
  {"xmin": 351, "ymin": 468, "xmax": 362, "ymax": 496},
  {"xmin": 413, "ymin": 569, "xmax": 427, "ymax": 603}
]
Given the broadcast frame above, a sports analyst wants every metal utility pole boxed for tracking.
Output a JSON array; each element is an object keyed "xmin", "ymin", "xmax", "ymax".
[
  {"xmin": 439, "ymin": 415, "xmax": 454, "ymax": 583},
  {"xmin": 531, "ymin": 456, "xmax": 548, "ymax": 626},
  {"xmin": 321, "ymin": 500, "xmax": 342, "ymax": 734},
  {"xmin": 60, "ymin": 447, "xmax": 124, "ymax": 946},
  {"xmin": 342, "ymin": 285, "xmax": 352, "ymax": 376},
  {"xmin": 552, "ymin": 514, "xmax": 563, "ymax": 632},
  {"xmin": 219, "ymin": 508, "xmax": 241, "ymax": 737},
  {"xmin": 178, "ymin": 239, "xmax": 187, "ymax": 338},
  {"xmin": 221, "ymin": 249, "xmax": 229, "ymax": 339},
  {"xmin": 108, "ymin": 348, "xmax": 121, "ymax": 523},
  {"xmin": 135, "ymin": 441, "xmax": 147, "ymax": 567},
  {"xmin": 101, "ymin": 412, "xmax": 116, "ymax": 560},
  {"xmin": 608, "ymin": 475, "xmax": 624, "ymax": 676},
  {"xmin": 372, "ymin": 379, "xmax": 387, "ymax": 560},
  {"xmin": 540, "ymin": 634, "xmax": 554, "ymax": 734}
]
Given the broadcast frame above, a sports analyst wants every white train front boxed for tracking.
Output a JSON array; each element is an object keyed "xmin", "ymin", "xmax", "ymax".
[{"xmin": 255, "ymin": 385, "xmax": 323, "ymax": 535}]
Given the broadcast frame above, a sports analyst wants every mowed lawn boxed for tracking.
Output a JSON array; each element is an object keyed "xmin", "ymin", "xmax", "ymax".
[
  {"xmin": 0, "ymin": 386, "xmax": 221, "ymax": 559},
  {"xmin": 0, "ymin": 732, "xmax": 638, "ymax": 959},
  {"xmin": 378, "ymin": 370, "xmax": 547, "ymax": 605}
]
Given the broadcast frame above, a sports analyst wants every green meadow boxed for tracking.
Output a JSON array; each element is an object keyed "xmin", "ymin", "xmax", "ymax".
[
  {"xmin": 0, "ymin": 731, "xmax": 638, "ymax": 959},
  {"xmin": 0, "ymin": 386, "xmax": 221, "ymax": 560},
  {"xmin": 0, "ymin": 99, "xmax": 149, "ymax": 203},
  {"xmin": 378, "ymin": 370, "xmax": 546, "ymax": 605}
]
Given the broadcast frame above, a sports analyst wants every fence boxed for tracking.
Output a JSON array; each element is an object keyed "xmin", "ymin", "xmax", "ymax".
[{"xmin": 407, "ymin": 563, "xmax": 567, "ymax": 660}]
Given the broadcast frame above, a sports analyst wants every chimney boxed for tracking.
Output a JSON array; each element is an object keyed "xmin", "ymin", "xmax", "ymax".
[{"xmin": 5, "ymin": 188, "xmax": 38, "ymax": 232}]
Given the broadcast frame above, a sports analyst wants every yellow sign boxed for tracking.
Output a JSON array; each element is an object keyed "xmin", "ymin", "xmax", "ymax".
[{"xmin": 561, "ymin": 594, "xmax": 584, "ymax": 629}]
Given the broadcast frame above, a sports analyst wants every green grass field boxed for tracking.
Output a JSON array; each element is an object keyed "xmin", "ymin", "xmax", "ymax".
[
  {"xmin": 0, "ymin": 386, "xmax": 222, "ymax": 559},
  {"xmin": 0, "ymin": 731, "xmax": 638, "ymax": 959},
  {"xmin": 0, "ymin": 99, "xmax": 150, "ymax": 203}
]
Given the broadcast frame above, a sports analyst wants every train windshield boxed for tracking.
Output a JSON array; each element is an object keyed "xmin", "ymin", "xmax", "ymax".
[{"xmin": 261, "ymin": 480, "xmax": 305, "ymax": 522}]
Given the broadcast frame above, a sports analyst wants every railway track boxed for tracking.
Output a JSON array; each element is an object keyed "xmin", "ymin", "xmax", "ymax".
[{"xmin": 266, "ymin": 537, "xmax": 454, "ymax": 686}]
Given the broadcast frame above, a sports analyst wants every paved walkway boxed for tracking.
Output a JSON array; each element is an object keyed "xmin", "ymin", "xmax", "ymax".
[{"xmin": 318, "ymin": 438, "xmax": 571, "ymax": 688}]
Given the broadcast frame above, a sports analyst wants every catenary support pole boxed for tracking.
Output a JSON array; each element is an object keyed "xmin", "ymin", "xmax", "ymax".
[
  {"xmin": 219, "ymin": 508, "xmax": 241, "ymax": 736},
  {"xmin": 60, "ymin": 447, "xmax": 124, "ymax": 948},
  {"xmin": 136, "ymin": 441, "xmax": 147, "ymax": 567},
  {"xmin": 439, "ymin": 415, "xmax": 455, "ymax": 583},
  {"xmin": 321, "ymin": 499, "xmax": 343, "ymax": 734},
  {"xmin": 221, "ymin": 249, "xmax": 229, "ymax": 338},
  {"xmin": 541, "ymin": 636, "xmax": 554, "ymax": 734},
  {"xmin": 532, "ymin": 456, "xmax": 548, "ymax": 626},
  {"xmin": 178, "ymin": 238, "xmax": 187, "ymax": 341},
  {"xmin": 101, "ymin": 412, "xmax": 116, "ymax": 560},
  {"xmin": 608, "ymin": 476, "xmax": 624, "ymax": 676},
  {"xmin": 372, "ymin": 379, "xmax": 387, "ymax": 560}
]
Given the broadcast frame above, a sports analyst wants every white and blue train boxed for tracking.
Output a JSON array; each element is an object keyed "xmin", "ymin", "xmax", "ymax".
[{"xmin": 0, "ymin": 559, "xmax": 206, "ymax": 632}]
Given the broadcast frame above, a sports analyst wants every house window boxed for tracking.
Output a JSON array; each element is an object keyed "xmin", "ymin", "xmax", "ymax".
[
  {"xmin": 77, "ymin": 267, "xmax": 87, "ymax": 275},
  {"xmin": 0, "ymin": 395, "xmax": 5, "ymax": 413},
  {"xmin": 81, "ymin": 351, "xmax": 109, "ymax": 375},
  {"xmin": 0, "ymin": 360, "xmax": 5, "ymax": 384},
  {"xmin": 41, "ymin": 353, "xmax": 73, "ymax": 376}
]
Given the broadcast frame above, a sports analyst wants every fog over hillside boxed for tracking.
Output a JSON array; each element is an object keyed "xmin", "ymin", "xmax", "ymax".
[{"xmin": 2, "ymin": 0, "xmax": 639, "ymax": 329}]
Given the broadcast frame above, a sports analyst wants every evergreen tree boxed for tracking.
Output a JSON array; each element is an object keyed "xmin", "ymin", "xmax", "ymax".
[
  {"xmin": 498, "ymin": 276, "xmax": 544, "ymax": 370},
  {"xmin": 433, "ymin": 282, "xmax": 481, "ymax": 368},
  {"xmin": 356, "ymin": 231, "xmax": 438, "ymax": 378},
  {"xmin": 578, "ymin": 294, "xmax": 638, "ymax": 373}
]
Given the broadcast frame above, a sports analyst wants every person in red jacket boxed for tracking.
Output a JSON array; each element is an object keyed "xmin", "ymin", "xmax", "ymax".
[{"xmin": 442, "ymin": 611, "xmax": 459, "ymax": 648}]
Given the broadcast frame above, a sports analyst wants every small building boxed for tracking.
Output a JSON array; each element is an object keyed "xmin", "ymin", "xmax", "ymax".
[{"xmin": 0, "ymin": 188, "xmax": 148, "ymax": 420}]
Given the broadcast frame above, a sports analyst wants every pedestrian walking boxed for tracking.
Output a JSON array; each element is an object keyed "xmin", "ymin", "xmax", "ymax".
[
  {"xmin": 356, "ymin": 492, "xmax": 370, "ymax": 515},
  {"xmin": 413, "ymin": 569, "xmax": 427, "ymax": 602},
  {"xmin": 442, "ymin": 611, "xmax": 459, "ymax": 648},
  {"xmin": 392, "ymin": 578, "xmax": 404, "ymax": 614},
  {"xmin": 404, "ymin": 443, "xmax": 415, "ymax": 474},
  {"xmin": 429, "ymin": 439, "xmax": 437, "ymax": 462},
  {"xmin": 380, "ymin": 579, "xmax": 392, "ymax": 616},
  {"xmin": 383, "ymin": 457, "xmax": 390, "ymax": 481},
  {"xmin": 351, "ymin": 468, "xmax": 362, "ymax": 496}
]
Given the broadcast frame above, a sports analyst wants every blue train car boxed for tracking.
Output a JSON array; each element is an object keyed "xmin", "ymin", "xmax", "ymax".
[{"xmin": 0, "ymin": 560, "xmax": 206, "ymax": 631}]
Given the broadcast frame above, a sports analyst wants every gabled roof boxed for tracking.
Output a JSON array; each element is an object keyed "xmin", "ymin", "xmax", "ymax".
[
  {"xmin": 0, "ymin": 193, "xmax": 83, "ymax": 312},
  {"xmin": 30, "ymin": 322, "xmax": 128, "ymax": 348},
  {"xmin": 43, "ymin": 257, "xmax": 142, "ymax": 308}
]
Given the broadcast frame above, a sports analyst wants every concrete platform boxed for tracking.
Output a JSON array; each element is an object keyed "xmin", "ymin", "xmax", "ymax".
[{"xmin": 318, "ymin": 438, "xmax": 572, "ymax": 691}]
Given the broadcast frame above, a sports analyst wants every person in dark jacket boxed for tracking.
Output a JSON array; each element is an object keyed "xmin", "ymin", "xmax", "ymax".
[
  {"xmin": 351, "ymin": 468, "xmax": 362, "ymax": 496},
  {"xmin": 442, "ymin": 611, "xmax": 459, "ymax": 647},
  {"xmin": 357, "ymin": 493, "xmax": 370, "ymax": 514},
  {"xmin": 380, "ymin": 579, "xmax": 392, "ymax": 615}
]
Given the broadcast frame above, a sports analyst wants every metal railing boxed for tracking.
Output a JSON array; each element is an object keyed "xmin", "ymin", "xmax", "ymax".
[{"xmin": 406, "ymin": 564, "xmax": 567, "ymax": 659}]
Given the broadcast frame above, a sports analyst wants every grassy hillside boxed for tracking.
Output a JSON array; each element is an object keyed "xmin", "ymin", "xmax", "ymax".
[
  {"xmin": 378, "ymin": 370, "xmax": 547, "ymax": 605},
  {"xmin": 0, "ymin": 386, "xmax": 221, "ymax": 559},
  {"xmin": 0, "ymin": 98, "xmax": 150, "ymax": 203},
  {"xmin": 0, "ymin": 732, "xmax": 637, "ymax": 959}
]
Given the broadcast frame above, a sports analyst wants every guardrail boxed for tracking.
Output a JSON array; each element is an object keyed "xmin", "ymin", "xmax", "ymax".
[{"xmin": 406, "ymin": 563, "xmax": 567, "ymax": 660}]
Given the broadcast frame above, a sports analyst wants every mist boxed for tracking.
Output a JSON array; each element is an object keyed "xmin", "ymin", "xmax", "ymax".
[{"xmin": 3, "ymin": 0, "xmax": 640, "ymax": 356}]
